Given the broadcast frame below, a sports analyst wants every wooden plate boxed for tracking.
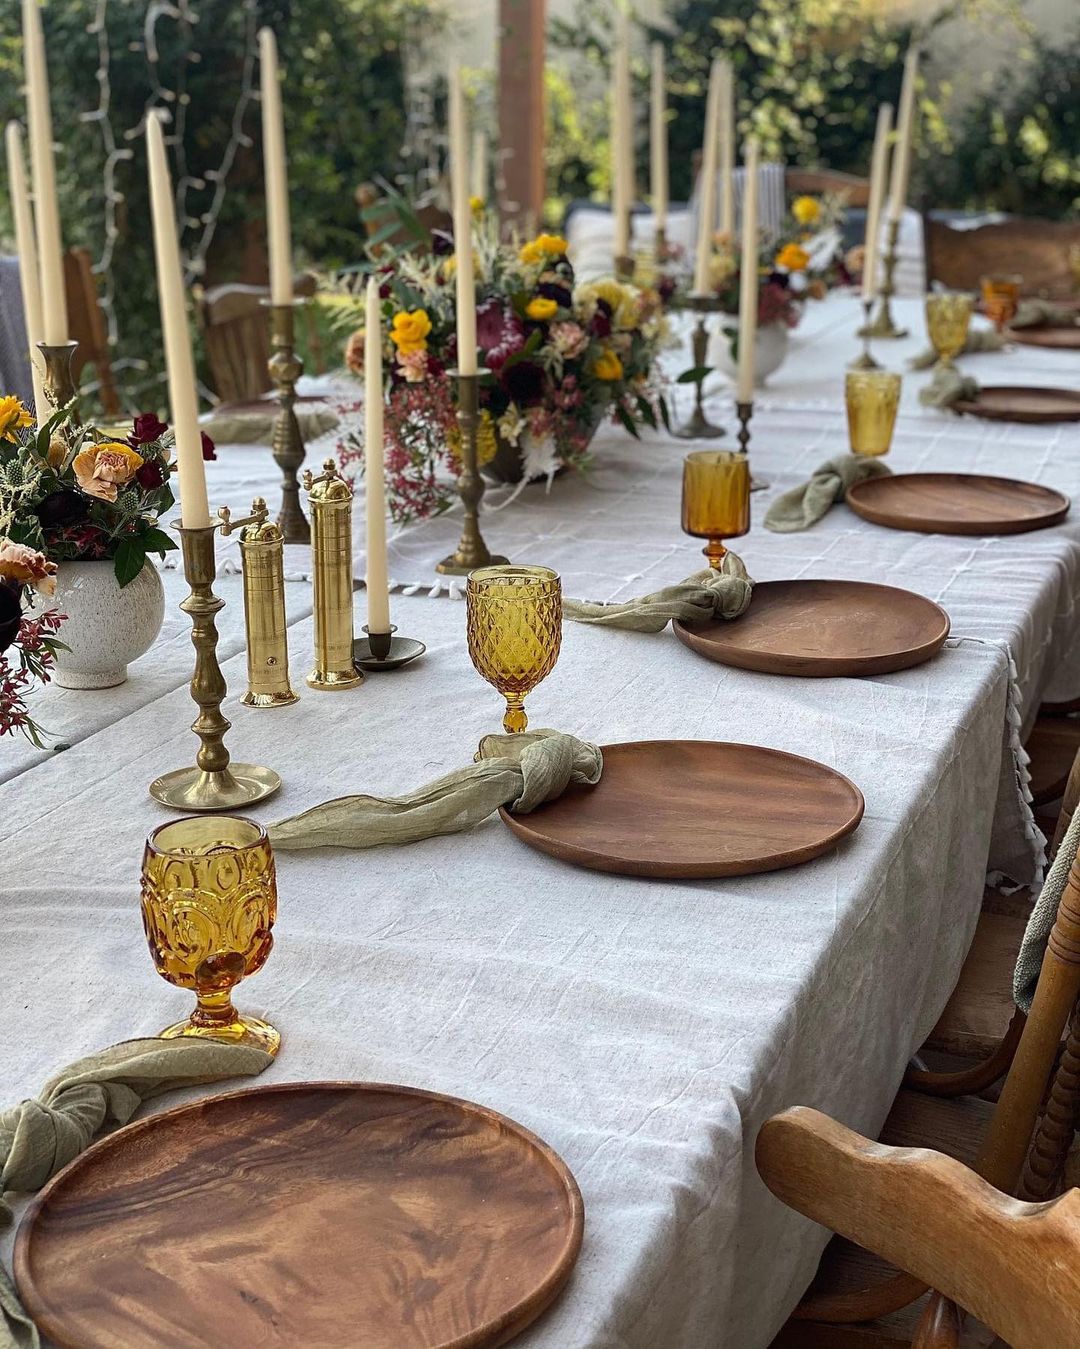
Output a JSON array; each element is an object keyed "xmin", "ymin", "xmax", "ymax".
[
  {"xmin": 846, "ymin": 472, "xmax": 1070, "ymax": 537},
  {"xmin": 1008, "ymin": 326, "xmax": 1080, "ymax": 351},
  {"xmin": 499, "ymin": 739, "xmax": 864, "ymax": 878},
  {"xmin": 15, "ymin": 1082, "xmax": 584, "ymax": 1349},
  {"xmin": 952, "ymin": 385, "xmax": 1080, "ymax": 423},
  {"xmin": 672, "ymin": 579, "xmax": 950, "ymax": 678}
]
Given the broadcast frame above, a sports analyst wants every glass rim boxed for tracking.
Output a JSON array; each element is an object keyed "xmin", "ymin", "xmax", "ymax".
[
  {"xmin": 467, "ymin": 564, "xmax": 561, "ymax": 586},
  {"xmin": 980, "ymin": 273, "xmax": 1023, "ymax": 286},
  {"xmin": 146, "ymin": 814, "xmax": 268, "ymax": 858},
  {"xmin": 845, "ymin": 369, "xmax": 901, "ymax": 385},
  {"xmin": 684, "ymin": 449, "xmax": 747, "ymax": 466},
  {"xmin": 926, "ymin": 290, "xmax": 976, "ymax": 304}
]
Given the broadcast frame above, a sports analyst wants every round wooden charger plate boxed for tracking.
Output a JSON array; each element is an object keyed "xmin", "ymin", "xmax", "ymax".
[
  {"xmin": 15, "ymin": 1082, "xmax": 584, "ymax": 1349},
  {"xmin": 952, "ymin": 385, "xmax": 1080, "ymax": 423},
  {"xmin": 1007, "ymin": 326, "xmax": 1080, "ymax": 351},
  {"xmin": 846, "ymin": 472, "xmax": 1070, "ymax": 537},
  {"xmin": 672, "ymin": 579, "xmax": 950, "ymax": 678},
  {"xmin": 499, "ymin": 739, "xmax": 864, "ymax": 878}
]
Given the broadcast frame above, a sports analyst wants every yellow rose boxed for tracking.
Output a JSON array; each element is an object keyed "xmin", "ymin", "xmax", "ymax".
[
  {"xmin": 792, "ymin": 196, "xmax": 821, "ymax": 226},
  {"xmin": 72, "ymin": 441, "xmax": 144, "ymax": 503},
  {"xmin": 469, "ymin": 195, "xmax": 485, "ymax": 215},
  {"xmin": 576, "ymin": 279, "xmax": 639, "ymax": 331},
  {"xmin": 0, "ymin": 395, "xmax": 33, "ymax": 443},
  {"xmin": 775, "ymin": 242, "xmax": 810, "ymax": 272},
  {"xmin": 525, "ymin": 296, "xmax": 559, "ymax": 321},
  {"xmin": 389, "ymin": 309, "xmax": 432, "ymax": 355},
  {"xmin": 593, "ymin": 348, "xmax": 623, "ymax": 382},
  {"xmin": 519, "ymin": 233, "xmax": 569, "ymax": 265}
]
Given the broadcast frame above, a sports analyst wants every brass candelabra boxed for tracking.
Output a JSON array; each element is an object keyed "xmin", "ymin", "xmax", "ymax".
[
  {"xmin": 436, "ymin": 370, "xmax": 508, "ymax": 576},
  {"xmin": 849, "ymin": 297, "xmax": 883, "ymax": 370},
  {"xmin": 736, "ymin": 399, "xmax": 769, "ymax": 493},
  {"xmin": 676, "ymin": 296, "xmax": 724, "ymax": 441},
  {"xmin": 860, "ymin": 218, "xmax": 908, "ymax": 340},
  {"xmin": 266, "ymin": 299, "xmax": 311, "ymax": 545},
  {"xmin": 304, "ymin": 459, "xmax": 362, "ymax": 690},
  {"xmin": 148, "ymin": 522, "xmax": 282, "ymax": 811}
]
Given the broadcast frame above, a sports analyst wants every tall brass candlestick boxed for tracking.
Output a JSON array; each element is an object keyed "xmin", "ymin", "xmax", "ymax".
[
  {"xmin": 736, "ymin": 399, "xmax": 768, "ymax": 493},
  {"xmin": 436, "ymin": 370, "xmax": 508, "ymax": 575},
  {"xmin": 676, "ymin": 296, "xmax": 724, "ymax": 440},
  {"xmin": 267, "ymin": 299, "xmax": 311, "ymax": 544},
  {"xmin": 149, "ymin": 523, "xmax": 282, "ymax": 811},
  {"xmin": 849, "ymin": 297, "xmax": 882, "ymax": 371},
  {"xmin": 654, "ymin": 224, "xmax": 667, "ymax": 266},
  {"xmin": 219, "ymin": 497, "xmax": 298, "ymax": 708},
  {"xmin": 615, "ymin": 214, "xmax": 635, "ymax": 281},
  {"xmin": 861, "ymin": 218, "xmax": 908, "ymax": 340},
  {"xmin": 304, "ymin": 459, "xmax": 362, "ymax": 690},
  {"xmin": 37, "ymin": 339, "xmax": 80, "ymax": 428}
]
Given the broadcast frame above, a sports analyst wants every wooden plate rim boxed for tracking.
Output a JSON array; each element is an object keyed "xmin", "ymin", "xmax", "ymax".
[
  {"xmin": 846, "ymin": 472, "xmax": 1070, "ymax": 536},
  {"xmin": 952, "ymin": 384, "xmax": 1080, "ymax": 424},
  {"xmin": 499, "ymin": 739, "xmax": 865, "ymax": 878},
  {"xmin": 671, "ymin": 579, "xmax": 951, "ymax": 678},
  {"xmin": 15, "ymin": 1079, "xmax": 585, "ymax": 1349},
  {"xmin": 1007, "ymin": 327, "xmax": 1080, "ymax": 351}
]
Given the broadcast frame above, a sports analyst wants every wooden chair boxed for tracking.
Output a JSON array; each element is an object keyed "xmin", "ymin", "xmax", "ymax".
[
  {"xmin": 355, "ymin": 181, "xmax": 453, "ymax": 255},
  {"xmin": 757, "ymin": 1105, "xmax": 1080, "ymax": 1349},
  {"xmin": 923, "ymin": 216, "xmax": 1080, "ymax": 300},
  {"xmin": 63, "ymin": 247, "xmax": 121, "ymax": 419}
]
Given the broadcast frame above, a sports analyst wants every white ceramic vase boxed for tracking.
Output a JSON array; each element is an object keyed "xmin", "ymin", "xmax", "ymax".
[
  {"xmin": 52, "ymin": 559, "xmax": 165, "ymax": 689},
  {"xmin": 710, "ymin": 320, "xmax": 791, "ymax": 388}
]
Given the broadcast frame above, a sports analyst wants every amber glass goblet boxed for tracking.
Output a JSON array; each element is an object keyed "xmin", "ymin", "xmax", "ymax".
[
  {"xmin": 466, "ymin": 565, "xmax": 562, "ymax": 734},
  {"xmin": 845, "ymin": 370, "xmax": 902, "ymax": 458},
  {"xmin": 681, "ymin": 450, "xmax": 751, "ymax": 568},
  {"xmin": 925, "ymin": 292, "xmax": 975, "ymax": 371},
  {"xmin": 980, "ymin": 275, "xmax": 1022, "ymax": 332},
  {"xmin": 141, "ymin": 815, "xmax": 280, "ymax": 1056}
]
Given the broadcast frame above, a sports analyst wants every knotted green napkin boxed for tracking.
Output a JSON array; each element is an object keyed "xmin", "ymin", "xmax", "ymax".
[
  {"xmin": 763, "ymin": 454, "xmax": 891, "ymax": 533},
  {"xmin": 0, "ymin": 1037, "xmax": 273, "ymax": 1349},
  {"xmin": 919, "ymin": 365, "xmax": 980, "ymax": 409},
  {"xmin": 1014, "ymin": 810, "xmax": 1080, "ymax": 1014},
  {"xmin": 563, "ymin": 553, "xmax": 752, "ymax": 632},
  {"xmin": 268, "ymin": 728, "xmax": 603, "ymax": 851},
  {"xmin": 1011, "ymin": 299, "xmax": 1078, "ymax": 330},
  {"xmin": 908, "ymin": 328, "xmax": 1005, "ymax": 369}
]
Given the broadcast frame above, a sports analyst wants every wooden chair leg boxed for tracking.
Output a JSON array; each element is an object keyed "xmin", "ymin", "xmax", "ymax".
[
  {"xmin": 1019, "ymin": 1009, "xmax": 1080, "ymax": 1200},
  {"xmin": 913, "ymin": 1292, "xmax": 962, "ymax": 1349},
  {"xmin": 792, "ymin": 1270, "xmax": 929, "ymax": 1324},
  {"xmin": 905, "ymin": 1011, "xmax": 1025, "ymax": 1098}
]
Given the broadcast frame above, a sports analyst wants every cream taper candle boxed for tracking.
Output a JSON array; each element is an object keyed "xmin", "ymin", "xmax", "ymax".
[
  {"xmin": 650, "ymin": 43, "xmax": 668, "ymax": 232},
  {"xmin": 364, "ymin": 277, "xmax": 391, "ymax": 634},
  {"xmin": 258, "ymin": 28, "xmax": 293, "ymax": 307},
  {"xmin": 886, "ymin": 46, "xmax": 919, "ymax": 226},
  {"xmin": 21, "ymin": 0, "xmax": 66, "ymax": 346},
  {"xmin": 611, "ymin": 13, "xmax": 631, "ymax": 259},
  {"xmin": 718, "ymin": 59, "xmax": 735, "ymax": 237},
  {"xmin": 5, "ymin": 121, "xmax": 47, "ymax": 421},
  {"xmin": 146, "ymin": 112, "xmax": 210, "ymax": 530},
  {"xmin": 692, "ymin": 56, "xmax": 723, "ymax": 294},
  {"xmin": 471, "ymin": 127, "xmax": 488, "ymax": 202},
  {"xmin": 862, "ymin": 103, "xmax": 894, "ymax": 303},
  {"xmin": 448, "ymin": 63, "xmax": 477, "ymax": 376},
  {"xmin": 736, "ymin": 136, "xmax": 759, "ymax": 403}
]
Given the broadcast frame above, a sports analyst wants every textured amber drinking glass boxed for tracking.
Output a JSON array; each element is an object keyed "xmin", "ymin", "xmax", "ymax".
[
  {"xmin": 845, "ymin": 371, "xmax": 902, "ymax": 458},
  {"xmin": 141, "ymin": 816, "xmax": 280, "ymax": 1056},
  {"xmin": 466, "ymin": 565, "xmax": 562, "ymax": 734},
  {"xmin": 925, "ymin": 292, "xmax": 975, "ymax": 370},
  {"xmin": 681, "ymin": 450, "xmax": 751, "ymax": 567},
  {"xmin": 980, "ymin": 275, "xmax": 1022, "ymax": 332}
]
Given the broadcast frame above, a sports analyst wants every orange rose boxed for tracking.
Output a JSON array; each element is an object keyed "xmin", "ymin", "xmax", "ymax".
[
  {"xmin": 0, "ymin": 539, "xmax": 57, "ymax": 596},
  {"xmin": 73, "ymin": 441, "xmax": 144, "ymax": 503}
]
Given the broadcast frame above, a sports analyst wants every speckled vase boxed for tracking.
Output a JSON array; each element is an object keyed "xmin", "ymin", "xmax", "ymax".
[
  {"xmin": 711, "ymin": 320, "xmax": 790, "ymax": 387},
  {"xmin": 52, "ymin": 560, "xmax": 165, "ymax": 689}
]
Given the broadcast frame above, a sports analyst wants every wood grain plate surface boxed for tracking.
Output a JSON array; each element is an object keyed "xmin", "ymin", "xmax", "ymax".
[
  {"xmin": 15, "ymin": 1082, "xmax": 584, "ymax": 1349},
  {"xmin": 846, "ymin": 472, "xmax": 1070, "ymax": 537},
  {"xmin": 499, "ymin": 739, "xmax": 864, "ymax": 878},
  {"xmin": 1007, "ymin": 326, "xmax": 1080, "ymax": 351},
  {"xmin": 952, "ymin": 385, "xmax": 1080, "ymax": 423},
  {"xmin": 672, "ymin": 580, "xmax": 950, "ymax": 678}
]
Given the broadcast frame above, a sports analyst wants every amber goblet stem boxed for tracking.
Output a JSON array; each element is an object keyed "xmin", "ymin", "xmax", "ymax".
[
  {"xmin": 190, "ymin": 987, "xmax": 241, "ymax": 1030},
  {"xmin": 849, "ymin": 298, "xmax": 882, "ymax": 370},
  {"xmin": 704, "ymin": 538, "xmax": 728, "ymax": 569},
  {"xmin": 504, "ymin": 692, "xmax": 527, "ymax": 734},
  {"xmin": 266, "ymin": 299, "xmax": 311, "ymax": 545},
  {"xmin": 676, "ymin": 296, "xmax": 724, "ymax": 440},
  {"xmin": 436, "ymin": 370, "xmax": 508, "ymax": 575}
]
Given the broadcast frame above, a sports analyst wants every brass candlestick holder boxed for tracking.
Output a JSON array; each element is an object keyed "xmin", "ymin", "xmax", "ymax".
[
  {"xmin": 860, "ymin": 218, "xmax": 908, "ymax": 340},
  {"xmin": 304, "ymin": 459, "xmax": 362, "ymax": 690},
  {"xmin": 654, "ymin": 224, "xmax": 667, "ymax": 266},
  {"xmin": 266, "ymin": 298, "xmax": 311, "ymax": 545},
  {"xmin": 218, "ymin": 497, "xmax": 299, "ymax": 709},
  {"xmin": 354, "ymin": 624, "xmax": 426, "ymax": 672},
  {"xmin": 148, "ymin": 522, "xmax": 282, "ymax": 811},
  {"xmin": 849, "ymin": 297, "xmax": 882, "ymax": 370},
  {"xmin": 736, "ymin": 399, "xmax": 769, "ymax": 493},
  {"xmin": 676, "ymin": 295, "xmax": 724, "ymax": 440},
  {"xmin": 614, "ymin": 210, "xmax": 635, "ymax": 281},
  {"xmin": 436, "ymin": 369, "xmax": 508, "ymax": 575},
  {"xmin": 38, "ymin": 340, "xmax": 80, "ymax": 430}
]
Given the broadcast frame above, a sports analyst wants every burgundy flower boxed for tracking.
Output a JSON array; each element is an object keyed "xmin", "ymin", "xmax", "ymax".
[
  {"xmin": 36, "ymin": 489, "xmax": 89, "ymax": 530},
  {"xmin": 590, "ymin": 302, "xmax": 613, "ymax": 339},
  {"xmin": 136, "ymin": 461, "xmax": 165, "ymax": 490},
  {"xmin": 500, "ymin": 358, "xmax": 547, "ymax": 407},
  {"xmin": 131, "ymin": 412, "xmax": 168, "ymax": 444},
  {"xmin": 537, "ymin": 281, "xmax": 572, "ymax": 308},
  {"xmin": 201, "ymin": 432, "xmax": 216, "ymax": 461},
  {"xmin": 477, "ymin": 298, "xmax": 525, "ymax": 370}
]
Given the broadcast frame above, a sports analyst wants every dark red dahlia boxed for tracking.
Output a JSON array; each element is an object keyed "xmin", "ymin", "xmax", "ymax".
[{"xmin": 131, "ymin": 412, "xmax": 168, "ymax": 444}]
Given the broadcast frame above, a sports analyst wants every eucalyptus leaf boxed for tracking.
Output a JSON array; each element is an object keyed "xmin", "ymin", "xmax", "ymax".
[{"xmin": 677, "ymin": 366, "xmax": 712, "ymax": 384}]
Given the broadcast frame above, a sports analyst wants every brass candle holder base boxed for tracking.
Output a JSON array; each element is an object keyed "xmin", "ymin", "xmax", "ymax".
[
  {"xmin": 736, "ymin": 399, "xmax": 768, "ymax": 493},
  {"xmin": 614, "ymin": 253, "xmax": 635, "ymax": 282},
  {"xmin": 38, "ymin": 340, "xmax": 81, "ymax": 428},
  {"xmin": 266, "ymin": 299, "xmax": 311, "ymax": 545},
  {"xmin": 849, "ymin": 298, "xmax": 882, "ymax": 370},
  {"xmin": 859, "ymin": 219, "xmax": 908, "ymax": 340},
  {"xmin": 676, "ymin": 296, "xmax": 725, "ymax": 441},
  {"xmin": 354, "ymin": 625, "xmax": 427, "ymax": 672},
  {"xmin": 436, "ymin": 369, "xmax": 508, "ymax": 575},
  {"xmin": 149, "ymin": 523, "xmax": 281, "ymax": 812}
]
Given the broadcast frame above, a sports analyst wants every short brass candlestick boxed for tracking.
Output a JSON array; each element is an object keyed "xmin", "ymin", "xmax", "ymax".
[
  {"xmin": 736, "ymin": 399, "xmax": 768, "ymax": 493},
  {"xmin": 676, "ymin": 295, "xmax": 724, "ymax": 440},
  {"xmin": 219, "ymin": 498, "xmax": 299, "ymax": 709},
  {"xmin": 304, "ymin": 459, "xmax": 362, "ymax": 690},
  {"xmin": 266, "ymin": 299, "xmax": 311, "ymax": 545},
  {"xmin": 149, "ymin": 522, "xmax": 282, "ymax": 811},
  {"xmin": 436, "ymin": 369, "xmax": 508, "ymax": 575},
  {"xmin": 849, "ymin": 297, "xmax": 882, "ymax": 370},
  {"xmin": 37, "ymin": 340, "xmax": 80, "ymax": 430},
  {"xmin": 861, "ymin": 218, "xmax": 908, "ymax": 340}
]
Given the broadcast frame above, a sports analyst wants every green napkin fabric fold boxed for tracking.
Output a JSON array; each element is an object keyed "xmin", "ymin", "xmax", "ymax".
[
  {"xmin": 1010, "ymin": 299, "xmax": 1078, "ymax": 330},
  {"xmin": 763, "ymin": 454, "xmax": 891, "ymax": 533},
  {"xmin": 0, "ymin": 1037, "xmax": 274, "ymax": 1349},
  {"xmin": 919, "ymin": 365, "xmax": 980, "ymax": 409},
  {"xmin": 908, "ymin": 328, "xmax": 1005, "ymax": 369},
  {"xmin": 268, "ymin": 728, "xmax": 603, "ymax": 852},
  {"xmin": 563, "ymin": 553, "xmax": 752, "ymax": 632},
  {"xmin": 1014, "ymin": 810, "xmax": 1080, "ymax": 1014}
]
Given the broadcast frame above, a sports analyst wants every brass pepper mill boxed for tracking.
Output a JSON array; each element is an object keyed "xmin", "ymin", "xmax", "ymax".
[
  {"xmin": 303, "ymin": 459, "xmax": 362, "ymax": 690},
  {"xmin": 219, "ymin": 497, "xmax": 299, "ymax": 709}
]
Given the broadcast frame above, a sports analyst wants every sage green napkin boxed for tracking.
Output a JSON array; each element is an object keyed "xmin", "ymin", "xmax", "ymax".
[
  {"xmin": 0, "ymin": 1037, "xmax": 274, "ymax": 1349},
  {"xmin": 1014, "ymin": 810, "xmax": 1080, "ymax": 1014},
  {"xmin": 202, "ymin": 406, "xmax": 340, "ymax": 445},
  {"xmin": 763, "ymin": 454, "xmax": 891, "ymax": 533},
  {"xmin": 1011, "ymin": 299, "xmax": 1078, "ymax": 330},
  {"xmin": 919, "ymin": 365, "xmax": 980, "ymax": 409},
  {"xmin": 268, "ymin": 728, "xmax": 603, "ymax": 851},
  {"xmin": 563, "ymin": 553, "xmax": 752, "ymax": 631},
  {"xmin": 908, "ymin": 328, "xmax": 1005, "ymax": 369}
]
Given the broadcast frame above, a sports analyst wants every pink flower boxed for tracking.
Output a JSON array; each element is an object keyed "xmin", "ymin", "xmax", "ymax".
[
  {"xmin": 396, "ymin": 349, "xmax": 428, "ymax": 383},
  {"xmin": 0, "ymin": 540, "xmax": 58, "ymax": 597},
  {"xmin": 550, "ymin": 321, "xmax": 588, "ymax": 358}
]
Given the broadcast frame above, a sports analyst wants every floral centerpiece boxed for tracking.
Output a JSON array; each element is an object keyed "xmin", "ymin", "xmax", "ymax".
[
  {"xmin": 337, "ymin": 206, "xmax": 670, "ymax": 524},
  {"xmin": 0, "ymin": 539, "xmax": 64, "ymax": 745}
]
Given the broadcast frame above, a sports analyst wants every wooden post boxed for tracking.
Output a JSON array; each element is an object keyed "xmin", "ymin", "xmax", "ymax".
[{"xmin": 497, "ymin": 0, "xmax": 546, "ymax": 233}]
